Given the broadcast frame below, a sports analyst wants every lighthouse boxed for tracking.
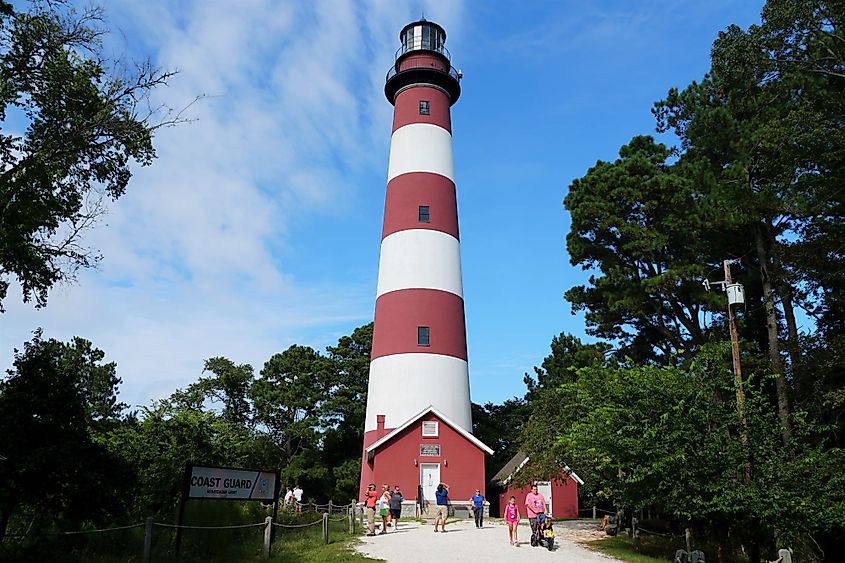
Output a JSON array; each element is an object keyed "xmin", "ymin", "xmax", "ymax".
[{"xmin": 359, "ymin": 19, "xmax": 492, "ymax": 511}]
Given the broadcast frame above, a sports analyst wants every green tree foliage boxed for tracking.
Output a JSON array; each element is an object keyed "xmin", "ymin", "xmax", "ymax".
[
  {"xmin": 539, "ymin": 345, "xmax": 843, "ymax": 556},
  {"xmin": 0, "ymin": 0, "xmax": 178, "ymax": 310},
  {"xmin": 250, "ymin": 345, "xmax": 330, "ymax": 486},
  {"xmin": 472, "ymin": 398, "xmax": 528, "ymax": 482},
  {"xmin": 564, "ymin": 137, "xmax": 725, "ymax": 362},
  {"xmin": 0, "ymin": 323, "xmax": 372, "ymax": 540},
  {"xmin": 503, "ymin": 1, "xmax": 845, "ymax": 558},
  {"xmin": 0, "ymin": 331, "xmax": 132, "ymax": 541},
  {"xmin": 320, "ymin": 323, "xmax": 371, "ymax": 500},
  {"xmin": 523, "ymin": 332, "xmax": 611, "ymax": 398},
  {"xmin": 168, "ymin": 357, "xmax": 255, "ymax": 425}
]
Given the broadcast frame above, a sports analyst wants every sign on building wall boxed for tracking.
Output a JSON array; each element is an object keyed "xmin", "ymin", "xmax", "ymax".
[
  {"xmin": 187, "ymin": 465, "xmax": 277, "ymax": 501},
  {"xmin": 420, "ymin": 444, "xmax": 441, "ymax": 456}
]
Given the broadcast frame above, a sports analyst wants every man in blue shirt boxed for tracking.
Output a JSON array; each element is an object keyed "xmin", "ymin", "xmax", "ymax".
[
  {"xmin": 434, "ymin": 483, "xmax": 449, "ymax": 532},
  {"xmin": 469, "ymin": 489, "xmax": 485, "ymax": 528}
]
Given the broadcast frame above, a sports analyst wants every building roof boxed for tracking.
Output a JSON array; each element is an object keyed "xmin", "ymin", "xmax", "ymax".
[
  {"xmin": 365, "ymin": 405, "xmax": 494, "ymax": 460},
  {"xmin": 490, "ymin": 451, "xmax": 584, "ymax": 486}
]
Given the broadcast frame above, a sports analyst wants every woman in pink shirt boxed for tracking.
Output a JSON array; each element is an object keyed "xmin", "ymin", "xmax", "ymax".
[{"xmin": 505, "ymin": 495, "xmax": 521, "ymax": 546}]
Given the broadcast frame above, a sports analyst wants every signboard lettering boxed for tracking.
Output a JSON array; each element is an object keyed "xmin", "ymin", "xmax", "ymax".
[
  {"xmin": 187, "ymin": 465, "xmax": 277, "ymax": 501},
  {"xmin": 420, "ymin": 444, "xmax": 441, "ymax": 456}
]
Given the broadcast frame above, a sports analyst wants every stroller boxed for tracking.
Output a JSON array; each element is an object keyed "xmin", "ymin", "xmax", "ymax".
[{"xmin": 530, "ymin": 513, "xmax": 555, "ymax": 550}]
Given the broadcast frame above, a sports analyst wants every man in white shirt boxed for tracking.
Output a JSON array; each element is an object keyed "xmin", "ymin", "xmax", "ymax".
[{"xmin": 293, "ymin": 485, "xmax": 303, "ymax": 512}]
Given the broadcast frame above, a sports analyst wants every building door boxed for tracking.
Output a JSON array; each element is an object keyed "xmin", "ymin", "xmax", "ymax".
[
  {"xmin": 537, "ymin": 481, "xmax": 553, "ymax": 516},
  {"xmin": 420, "ymin": 463, "xmax": 440, "ymax": 500}
]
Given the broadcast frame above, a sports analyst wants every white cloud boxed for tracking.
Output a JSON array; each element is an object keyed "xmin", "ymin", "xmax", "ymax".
[{"xmin": 1, "ymin": 0, "xmax": 466, "ymax": 408}]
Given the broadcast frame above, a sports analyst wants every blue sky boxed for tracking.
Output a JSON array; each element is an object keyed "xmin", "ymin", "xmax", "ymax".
[{"xmin": 1, "ymin": 0, "xmax": 765, "ymax": 410}]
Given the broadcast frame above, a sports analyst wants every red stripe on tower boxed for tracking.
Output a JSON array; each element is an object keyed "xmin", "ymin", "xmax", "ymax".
[{"xmin": 382, "ymin": 173, "xmax": 458, "ymax": 239}]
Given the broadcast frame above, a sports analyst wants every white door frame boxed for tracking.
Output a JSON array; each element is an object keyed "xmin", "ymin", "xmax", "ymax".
[
  {"xmin": 536, "ymin": 480, "xmax": 552, "ymax": 516},
  {"xmin": 420, "ymin": 463, "xmax": 440, "ymax": 500}
]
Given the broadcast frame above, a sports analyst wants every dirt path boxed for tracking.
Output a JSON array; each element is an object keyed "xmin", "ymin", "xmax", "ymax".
[{"xmin": 354, "ymin": 518, "xmax": 619, "ymax": 562}]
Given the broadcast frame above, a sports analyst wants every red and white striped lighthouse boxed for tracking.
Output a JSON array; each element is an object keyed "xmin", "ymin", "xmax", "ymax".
[{"xmin": 360, "ymin": 20, "xmax": 492, "ymax": 507}]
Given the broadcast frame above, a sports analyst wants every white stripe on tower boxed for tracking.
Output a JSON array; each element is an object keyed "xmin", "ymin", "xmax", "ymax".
[
  {"xmin": 376, "ymin": 230, "xmax": 463, "ymax": 298},
  {"xmin": 365, "ymin": 354, "xmax": 471, "ymax": 432},
  {"xmin": 387, "ymin": 123, "xmax": 455, "ymax": 182}
]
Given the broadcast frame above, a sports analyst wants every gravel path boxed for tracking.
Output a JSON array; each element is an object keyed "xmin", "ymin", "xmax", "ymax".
[{"xmin": 354, "ymin": 519, "xmax": 620, "ymax": 562}]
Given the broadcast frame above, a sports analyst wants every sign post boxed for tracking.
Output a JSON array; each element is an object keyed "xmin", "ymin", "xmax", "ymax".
[
  {"xmin": 174, "ymin": 463, "xmax": 280, "ymax": 557},
  {"xmin": 174, "ymin": 461, "xmax": 192, "ymax": 557}
]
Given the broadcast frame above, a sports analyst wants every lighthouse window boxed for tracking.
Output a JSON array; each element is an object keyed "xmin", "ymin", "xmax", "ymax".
[
  {"xmin": 417, "ymin": 326, "xmax": 430, "ymax": 347},
  {"xmin": 422, "ymin": 421, "xmax": 439, "ymax": 437},
  {"xmin": 419, "ymin": 100, "xmax": 430, "ymax": 115},
  {"xmin": 418, "ymin": 206, "xmax": 430, "ymax": 223}
]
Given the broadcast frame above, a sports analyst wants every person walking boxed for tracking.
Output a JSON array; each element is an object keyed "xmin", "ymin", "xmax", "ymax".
[
  {"xmin": 389, "ymin": 485, "xmax": 404, "ymax": 530},
  {"xmin": 524, "ymin": 484, "xmax": 547, "ymax": 546},
  {"xmin": 378, "ymin": 484, "xmax": 391, "ymax": 534},
  {"xmin": 363, "ymin": 483, "xmax": 378, "ymax": 536},
  {"xmin": 433, "ymin": 483, "xmax": 449, "ymax": 533},
  {"xmin": 283, "ymin": 487, "xmax": 294, "ymax": 509},
  {"xmin": 505, "ymin": 495, "xmax": 521, "ymax": 546},
  {"xmin": 469, "ymin": 488, "xmax": 485, "ymax": 528}
]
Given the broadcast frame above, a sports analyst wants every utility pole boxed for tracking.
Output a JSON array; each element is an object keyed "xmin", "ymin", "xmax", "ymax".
[
  {"xmin": 704, "ymin": 259, "xmax": 750, "ymax": 482},
  {"xmin": 723, "ymin": 261, "xmax": 744, "ymax": 402}
]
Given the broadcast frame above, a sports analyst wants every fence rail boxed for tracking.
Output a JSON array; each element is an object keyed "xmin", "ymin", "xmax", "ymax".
[{"xmin": 3, "ymin": 502, "xmax": 358, "ymax": 562}]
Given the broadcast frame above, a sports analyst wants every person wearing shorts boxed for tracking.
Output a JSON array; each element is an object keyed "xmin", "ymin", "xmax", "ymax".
[
  {"xmin": 434, "ymin": 483, "xmax": 449, "ymax": 532},
  {"xmin": 378, "ymin": 484, "xmax": 391, "ymax": 534},
  {"xmin": 363, "ymin": 483, "xmax": 378, "ymax": 536},
  {"xmin": 505, "ymin": 495, "xmax": 521, "ymax": 546},
  {"xmin": 389, "ymin": 485, "xmax": 403, "ymax": 529}
]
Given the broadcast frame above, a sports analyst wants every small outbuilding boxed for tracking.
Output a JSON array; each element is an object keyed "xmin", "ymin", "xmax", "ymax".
[{"xmin": 490, "ymin": 451, "xmax": 583, "ymax": 519}]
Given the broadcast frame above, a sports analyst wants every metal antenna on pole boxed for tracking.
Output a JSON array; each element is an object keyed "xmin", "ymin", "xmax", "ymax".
[{"xmin": 703, "ymin": 259, "xmax": 750, "ymax": 481}]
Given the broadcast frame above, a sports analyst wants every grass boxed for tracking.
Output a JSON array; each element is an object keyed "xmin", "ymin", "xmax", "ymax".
[
  {"xmin": 581, "ymin": 535, "xmax": 676, "ymax": 563},
  {"xmin": 269, "ymin": 529, "xmax": 379, "ymax": 562},
  {"xmin": 0, "ymin": 506, "xmax": 381, "ymax": 563}
]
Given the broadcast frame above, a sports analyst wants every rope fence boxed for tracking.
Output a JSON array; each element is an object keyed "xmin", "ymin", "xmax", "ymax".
[
  {"xmin": 272, "ymin": 518, "xmax": 323, "ymax": 529},
  {"xmin": 638, "ymin": 526, "xmax": 681, "ymax": 538},
  {"xmin": 3, "ymin": 522, "xmax": 145, "ymax": 538},
  {"xmin": 3, "ymin": 502, "xmax": 358, "ymax": 562},
  {"xmin": 153, "ymin": 522, "xmax": 265, "ymax": 530}
]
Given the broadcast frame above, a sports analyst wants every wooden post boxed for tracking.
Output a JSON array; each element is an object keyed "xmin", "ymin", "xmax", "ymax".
[
  {"xmin": 263, "ymin": 516, "xmax": 272, "ymax": 559},
  {"xmin": 143, "ymin": 517, "xmax": 153, "ymax": 563},
  {"xmin": 358, "ymin": 502, "xmax": 364, "ymax": 529},
  {"xmin": 592, "ymin": 506, "xmax": 596, "ymax": 519},
  {"xmin": 270, "ymin": 471, "xmax": 280, "ymax": 546},
  {"xmin": 685, "ymin": 528, "xmax": 692, "ymax": 556},
  {"xmin": 725, "ymin": 260, "xmax": 751, "ymax": 482},
  {"xmin": 322, "ymin": 513, "xmax": 329, "ymax": 544},
  {"xmin": 329, "ymin": 500, "xmax": 333, "ymax": 515},
  {"xmin": 174, "ymin": 462, "xmax": 192, "ymax": 557},
  {"xmin": 348, "ymin": 506, "xmax": 354, "ymax": 534}
]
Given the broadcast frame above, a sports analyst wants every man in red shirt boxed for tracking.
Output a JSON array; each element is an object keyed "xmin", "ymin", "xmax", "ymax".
[
  {"xmin": 524, "ymin": 484, "xmax": 547, "ymax": 542},
  {"xmin": 363, "ymin": 483, "xmax": 378, "ymax": 536}
]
